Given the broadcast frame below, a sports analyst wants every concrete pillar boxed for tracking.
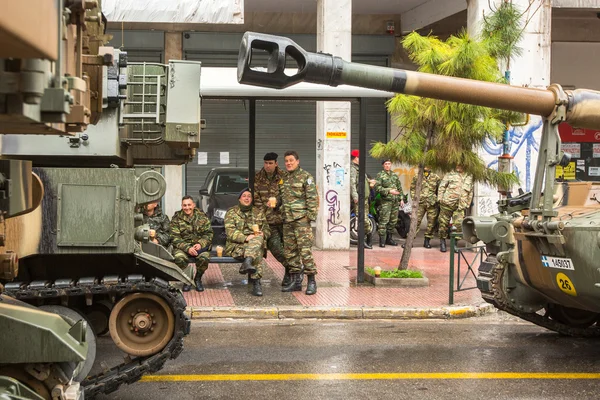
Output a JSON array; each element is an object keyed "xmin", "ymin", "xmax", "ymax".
[
  {"xmin": 163, "ymin": 32, "xmax": 184, "ymax": 218},
  {"xmin": 315, "ymin": 0, "xmax": 352, "ymax": 249},
  {"xmin": 467, "ymin": 0, "xmax": 551, "ymax": 216}
]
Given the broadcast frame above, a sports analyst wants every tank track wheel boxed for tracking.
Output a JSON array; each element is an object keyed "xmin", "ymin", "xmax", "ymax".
[
  {"xmin": 2, "ymin": 275, "xmax": 190, "ymax": 399},
  {"xmin": 109, "ymin": 292, "xmax": 175, "ymax": 357}
]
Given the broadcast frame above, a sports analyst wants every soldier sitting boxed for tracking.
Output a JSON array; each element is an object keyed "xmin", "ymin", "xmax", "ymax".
[
  {"xmin": 171, "ymin": 195, "xmax": 213, "ymax": 292},
  {"xmin": 142, "ymin": 200, "xmax": 171, "ymax": 247},
  {"xmin": 224, "ymin": 188, "xmax": 270, "ymax": 297}
]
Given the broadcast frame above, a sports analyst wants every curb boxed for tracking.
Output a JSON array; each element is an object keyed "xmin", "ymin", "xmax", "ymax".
[{"xmin": 187, "ymin": 303, "xmax": 496, "ymax": 320}]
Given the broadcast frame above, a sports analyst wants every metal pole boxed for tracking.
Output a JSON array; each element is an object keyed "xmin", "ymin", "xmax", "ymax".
[
  {"xmin": 249, "ymin": 99, "xmax": 256, "ymax": 192},
  {"xmin": 357, "ymin": 98, "xmax": 367, "ymax": 283},
  {"xmin": 55, "ymin": 0, "xmax": 63, "ymax": 87},
  {"xmin": 449, "ymin": 233, "xmax": 456, "ymax": 305}
]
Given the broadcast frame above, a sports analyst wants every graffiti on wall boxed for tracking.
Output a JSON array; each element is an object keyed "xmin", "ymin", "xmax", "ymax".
[
  {"xmin": 325, "ymin": 189, "xmax": 346, "ymax": 235},
  {"xmin": 482, "ymin": 118, "xmax": 543, "ymax": 192}
]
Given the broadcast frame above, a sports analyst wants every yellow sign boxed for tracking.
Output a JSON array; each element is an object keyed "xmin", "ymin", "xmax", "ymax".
[
  {"xmin": 556, "ymin": 272, "xmax": 577, "ymax": 296},
  {"xmin": 555, "ymin": 162, "xmax": 576, "ymax": 180},
  {"xmin": 326, "ymin": 131, "xmax": 347, "ymax": 139}
]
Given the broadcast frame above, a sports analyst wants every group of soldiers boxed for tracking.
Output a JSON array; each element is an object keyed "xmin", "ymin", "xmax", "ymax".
[
  {"xmin": 143, "ymin": 150, "xmax": 473, "ymax": 297},
  {"xmin": 143, "ymin": 151, "xmax": 319, "ymax": 297},
  {"xmin": 350, "ymin": 149, "xmax": 474, "ymax": 253}
]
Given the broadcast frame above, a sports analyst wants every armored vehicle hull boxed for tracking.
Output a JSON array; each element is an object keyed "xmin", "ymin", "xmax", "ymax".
[{"xmin": 1, "ymin": 2, "xmax": 201, "ymax": 398}]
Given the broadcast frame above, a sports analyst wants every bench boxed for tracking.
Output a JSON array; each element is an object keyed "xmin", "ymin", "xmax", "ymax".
[{"xmin": 187, "ymin": 250, "xmax": 241, "ymax": 264}]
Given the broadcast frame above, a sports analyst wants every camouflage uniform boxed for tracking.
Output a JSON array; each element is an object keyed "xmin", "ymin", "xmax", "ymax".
[
  {"xmin": 374, "ymin": 169, "xmax": 404, "ymax": 237},
  {"xmin": 254, "ymin": 167, "xmax": 287, "ymax": 268},
  {"xmin": 170, "ymin": 208, "xmax": 213, "ymax": 276},
  {"xmin": 410, "ymin": 173, "xmax": 441, "ymax": 239},
  {"xmin": 224, "ymin": 205, "xmax": 271, "ymax": 280},
  {"xmin": 437, "ymin": 171, "xmax": 474, "ymax": 239},
  {"xmin": 279, "ymin": 167, "xmax": 318, "ymax": 275},
  {"xmin": 350, "ymin": 162, "xmax": 372, "ymax": 232},
  {"xmin": 143, "ymin": 207, "xmax": 171, "ymax": 247}
]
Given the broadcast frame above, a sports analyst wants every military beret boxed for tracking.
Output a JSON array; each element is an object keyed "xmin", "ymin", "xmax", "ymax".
[
  {"xmin": 351, "ymin": 149, "xmax": 359, "ymax": 158},
  {"xmin": 263, "ymin": 152, "xmax": 278, "ymax": 161},
  {"xmin": 238, "ymin": 188, "xmax": 252, "ymax": 199},
  {"xmin": 382, "ymin": 159, "xmax": 391, "ymax": 165}
]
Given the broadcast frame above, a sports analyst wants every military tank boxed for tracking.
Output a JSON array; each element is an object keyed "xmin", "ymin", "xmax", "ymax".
[
  {"xmin": 0, "ymin": 2, "xmax": 201, "ymax": 398},
  {"xmin": 236, "ymin": 32, "xmax": 600, "ymax": 336}
]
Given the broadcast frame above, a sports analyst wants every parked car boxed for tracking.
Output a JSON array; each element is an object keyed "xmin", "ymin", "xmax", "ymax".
[{"xmin": 199, "ymin": 167, "xmax": 251, "ymax": 245}]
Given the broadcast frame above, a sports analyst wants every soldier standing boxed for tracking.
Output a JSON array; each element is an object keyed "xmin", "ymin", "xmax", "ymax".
[
  {"xmin": 350, "ymin": 149, "xmax": 372, "ymax": 249},
  {"xmin": 253, "ymin": 152, "xmax": 291, "ymax": 286},
  {"xmin": 437, "ymin": 165, "xmax": 474, "ymax": 252},
  {"xmin": 143, "ymin": 200, "xmax": 171, "ymax": 247},
  {"xmin": 374, "ymin": 159, "xmax": 404, "ymax": 247},
  {"xmin": 276, "ymin": 150, "xmax": 319, "ymax": 295},
  {"xmin": 224, "ymin": 188, "xmax": 270, "ymax": 297},
  {"xmin": 171, "ymin": 195, "xmax": 213, "ymax": 292},
  {"xmin": 408, "ymin": 167, "xmax": 441, "ymax": 249}
]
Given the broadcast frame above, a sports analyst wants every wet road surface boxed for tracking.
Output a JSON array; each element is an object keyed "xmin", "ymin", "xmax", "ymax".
[{"xmin": 96, "ymin": 313, "xmax": 600, "ymax": 399}]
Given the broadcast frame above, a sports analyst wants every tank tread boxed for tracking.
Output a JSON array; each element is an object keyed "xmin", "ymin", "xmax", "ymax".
[
  {"xmin": 1, "ymin": 275, "xmax": 190, "ymax": 399},
  {"xmin": 478, "ymin": 256, "xmax": 600, "ymax": 338}
]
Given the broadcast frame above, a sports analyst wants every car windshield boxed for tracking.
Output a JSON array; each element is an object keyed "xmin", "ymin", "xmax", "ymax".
[{"xmin": 214, "ymin": 173, "xmax": 249, "ymax": 194}]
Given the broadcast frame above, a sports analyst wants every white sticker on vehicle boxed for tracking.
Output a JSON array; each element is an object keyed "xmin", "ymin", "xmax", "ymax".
[{"xmin": 541, "ymin": 255, "xmax": 575, "ymax": 270}]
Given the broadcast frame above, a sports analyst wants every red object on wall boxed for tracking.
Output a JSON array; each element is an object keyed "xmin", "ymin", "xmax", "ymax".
[{"xmin": 559, "ymin": 122, "xmax": 600, "ymax": 143}]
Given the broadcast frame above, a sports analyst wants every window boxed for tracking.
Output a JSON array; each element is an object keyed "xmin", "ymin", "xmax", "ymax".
[{"xmin": 214, "ymin": 173, "xmax": 249, "ymax": 194}]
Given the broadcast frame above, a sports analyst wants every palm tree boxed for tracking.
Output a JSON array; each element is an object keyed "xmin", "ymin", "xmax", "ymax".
[{"xmin": 371, "ymin": 2, "xmax": 525, "ymax": 270}]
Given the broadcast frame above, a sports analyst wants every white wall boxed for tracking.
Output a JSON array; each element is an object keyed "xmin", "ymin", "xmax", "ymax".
[{"xmin": 551, "ymin": 42, "xmax": 600, "ymax": 90}]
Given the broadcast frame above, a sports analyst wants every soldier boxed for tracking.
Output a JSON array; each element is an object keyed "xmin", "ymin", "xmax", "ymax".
[
  {"xmin": 224, "ymin": 188, "xmax": 270, "ymax": 297},
  {"xmin": 275, "ymin": 150, "xmax": 319, "ymax": 295},
  {"xmin": 437, "ymin": 165, "xmax": 474, "ymax": 253},
  {"xmin": 350, "ymin": 149, "xmax": 372, "ymax": 249},
  {"xmin": 253, "ymin": 152, "xmax": 291, "ymax": 286},
  {"xmin": 408, "ymin": 167, "xmax": 441, "ymax": 249},
  {"xmin": 374, "ymin": 159, "xmax": 404, "ymax": 247},
  {"xmin": 171, "ymin": 195, "xmax": 213, "ymax": 292},
  {"xmin": 142, "ymin": 200, "xmax": 171, "ymax": 247}
]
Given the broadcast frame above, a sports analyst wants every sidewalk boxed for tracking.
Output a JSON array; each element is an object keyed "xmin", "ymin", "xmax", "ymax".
[{"xmin": 183, "ymin": 233, "xmax": 493, "ymax": 319}]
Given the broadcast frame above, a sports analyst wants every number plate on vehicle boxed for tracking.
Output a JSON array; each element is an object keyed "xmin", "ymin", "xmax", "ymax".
[{"xmin": 541, "ymin": 255, "xmax": 574, "ymax": 270}]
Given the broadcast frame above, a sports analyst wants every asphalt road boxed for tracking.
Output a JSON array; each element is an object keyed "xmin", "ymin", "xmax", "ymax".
[{"xmin": 95, "ymin": 313, "xmax": 600, "ymax": 400}]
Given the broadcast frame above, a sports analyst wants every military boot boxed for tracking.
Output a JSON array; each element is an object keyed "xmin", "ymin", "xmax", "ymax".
[
  {"xmin": 379, "ymin": 234, "xmax": 386, "ymax": 248},
  {"xmin": 305, "ymin": 275, "xmax": 317, "ymax": 295},
  {"xmin": 424, "ymin": 238, "xmax": 432, "ymax": 249},
  {"xmin": 194, "ymin": 271, "xmax": 205, "ymax": 292},
  {"xmin": 386, "ymin": 233, "xmax": 398, "ymax": 246},
  {"xmin": 440, "ymin": 239, "xmax": 447, "ymax": 253},
  {"xmin": 239, "ymin": 257, "xmax": 257, "ymax": 274},
  {"xmin": 281, "ymin": 268, "xmax": 291, "ymax": 287},
  {"xmin": 182, "ymin": 284, "xmax": 192, "ymax": 292},
  {"xmin": 251, "ymin": 279, "xmax": 263, "ymax": 297},
  {"xmin": 364, "ymin": 233, "xmax": 373, "ymax": 249},
  {"xmin": 282, "ymin": 273, "xmax": 302, "ymax": 292}
]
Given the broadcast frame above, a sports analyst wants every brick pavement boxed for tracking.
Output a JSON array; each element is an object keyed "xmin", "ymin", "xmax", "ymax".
[{"xmin": 183, "ymin": 236, "xmax": 485, "ymax": 309}]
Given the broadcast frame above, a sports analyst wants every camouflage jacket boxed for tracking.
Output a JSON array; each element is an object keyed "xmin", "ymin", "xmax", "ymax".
[
  {"xmin": 170, "ymin": 208, "xmax": 213, "ymax": 253},
  {"xmin": 375, "ymin": 170, "xmax": 404, "ymax": 202},
  {"xmin": 278, "ymin": 167, "xmax": 318, "ymax": 222},
  {"xmin": 143, "ymin": 207, "xmax": 171, "ymax": 247},
  {"xmin": 224, "ymin": 205, "xmax": 271, "ymax": 258},
  {"xmin": 254, "ymin": 167, "xmax": 284, "ymax": 226},
  {"xmin": 410, "ymin": 173, "xmax": 441, "ymax": 207},
  {"xmin": 350, "ymin": 162, "xmax": 370, "ymax": 203},
  {"xmin": 437, "ymin": 171, "xmax": 474, "ymax": 210}
]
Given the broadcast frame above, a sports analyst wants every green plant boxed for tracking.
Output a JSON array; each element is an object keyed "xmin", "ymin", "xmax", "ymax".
[
  {"xmin": 370, "ymin": 2, "xmax": 526, "ymax": 271},
  {"xmin": 366, "ymin": 267, "xmax": 423, "ymax": 279}
]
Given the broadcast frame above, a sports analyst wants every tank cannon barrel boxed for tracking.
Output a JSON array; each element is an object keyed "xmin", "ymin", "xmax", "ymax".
[{"xmin": 238, "ymin": 32, "xmax": 600, "ymax": 130}]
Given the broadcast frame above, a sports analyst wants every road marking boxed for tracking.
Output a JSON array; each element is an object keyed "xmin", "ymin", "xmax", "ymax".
[{"xmin": 141, "ymin": 372, "xmax": 600, "ymax": 382}]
